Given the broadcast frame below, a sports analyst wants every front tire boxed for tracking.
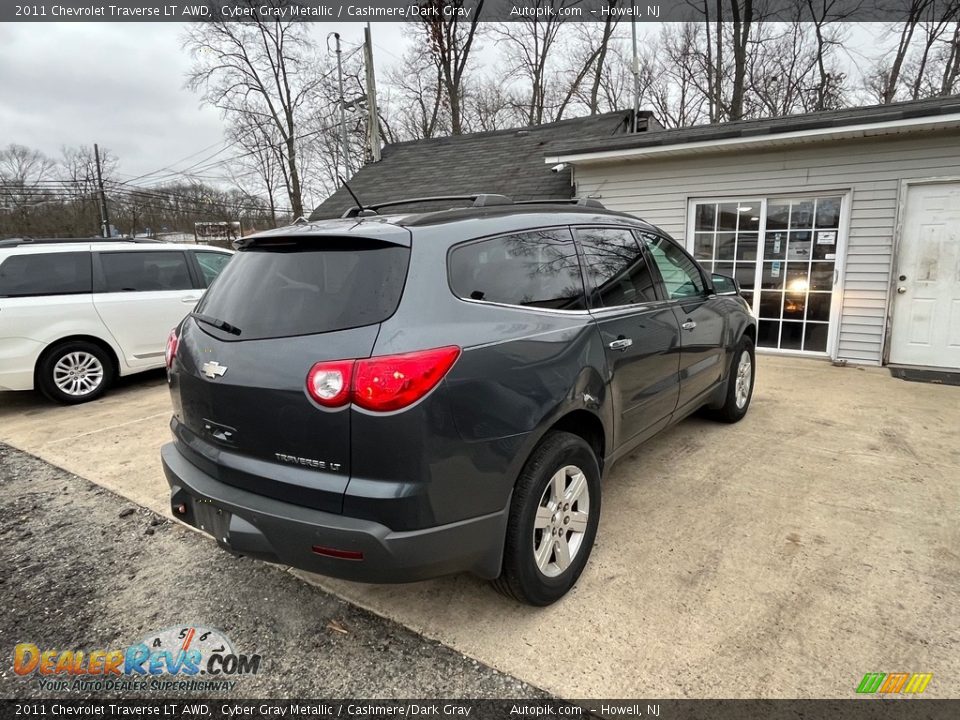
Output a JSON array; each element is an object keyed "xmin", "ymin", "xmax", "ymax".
[
  {"xmin": 708, "ymin": 334, "xmax": 755, "ymax": 423},
  {"xmin": 37, "ymin": 341, "xmax": 113, "ymax": 405},
  {"xmin": 492, "ymin": 431, "xmax": 601, "ymax": 606}
]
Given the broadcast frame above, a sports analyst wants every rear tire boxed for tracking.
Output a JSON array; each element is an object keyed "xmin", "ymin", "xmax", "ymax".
[
  {"xmin": 37, "ymin": 341, "xmax": 113, "ymax": 405},
  {"xmin": 707, "ymin": 334, "xmax": 755, "ymax": 423},
  {"xmin": 492, "ymin": 431, "xmax": 601, "ymax": 606}
]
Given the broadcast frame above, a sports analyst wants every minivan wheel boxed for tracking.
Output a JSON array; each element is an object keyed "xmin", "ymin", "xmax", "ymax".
[
  {"xmin": 37, "ymin": 341, "xmax": 113, "ymax": 404},
  {"xmin": 493, "ymin": 431, "xmax": 601, "ymax": 606},
  {"xmin": 707, "ymin": 334, "xmax": 755, "ymax": 423}
]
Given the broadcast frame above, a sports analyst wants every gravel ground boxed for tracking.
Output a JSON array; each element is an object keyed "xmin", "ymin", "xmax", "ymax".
[{"xmin": 0, "ymin": 442, "xmax": 547, "ymax": 700}]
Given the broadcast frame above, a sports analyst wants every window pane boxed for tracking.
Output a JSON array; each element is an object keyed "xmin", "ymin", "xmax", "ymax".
[
  {"xmin": 734, "ymin": 263, "xmax": 756, "ymax": 290},
  {"xmin": 695, "ymin": 204, "xmax": 716, "ymax": 231},
  {"xmin": 783, "ymin": 292, "xmax": 806, "ymax": 320},
  {"xmin": 759, "ymin": 291, "xmax": 783, "ymax": 319},
  {"xmin": 740, "ymin": 290, "xmax": 754, "ymax": 308},
  {"xmin": 815, "ymin": 197, "xmax": 841, "ymax": 229},
  {"xmin": 717, "ymin": 203, "xmax": 740, "ymax": 231},
  {"xmin": 781, "ymin": 321, "xmax": 804, "ymax": 349},
  {"xmin": 195, "ymin": 251, "xmax": 231, "ymax": 287},
  {"xmin": 642, "ymin": 234, "xmax": 706, "ymax": 300},
  {"xmin": 812, "ymin": 231, "xmax": 838, "ymax": 260},
  {"xmin": 450, "ymin": 229, "xmax": 585, "ymax": 310},
  {"xmin": 715, "ymin": 232, "xmax": 736, "ymax": 260},
  {"xmin": 791, "ymin": 200, "xmax": 814, "ymax": 229},
  {"xmin": 787, "ymin": 231, "xmax": 812, "ymax": 261},
  {"xmin": 578, "ymin": 228, "xmax": 657, "ymax": 307},
  {"xmin": 810, "ymin": 262, "xmax": 834, "ymax": 291},
  {"xmin": 764, "ymin": 231, "xmax": 787, "ymax": 260},
  {"xmin": 785, "ymin": 263, "xmax": 810, "ymax": 293},
  {"xmin": 806, "ymin": 292, "xmax": 832, "ymax": 322},
  {"xmin": 0, "ymin": 252, "xmax": 91, "ymax": 297},
  {"xmin": 739, "ymin": 208, "xmax": 760, "ymax": 232},
  {"xmin": 693, "ymin": 232, "xmax": 713, "ymax": 260},
  {"xmin": 761, "ymin": 262, "xmax": 785, "ymax": 290},
  {"xmin": 100, "ymin": 251, "xmax": 192, "ymax": 292},
  {"xmin": 767, "ymin": 202, "xmax": 790, "ymax": 230},
  {"xmin": 714, "ymin": 261, "xmax": 734, "ymax": 280},
  {"xmin": 804, "ymin": 323, "xmax": 829, "ymax": 352},
  {"xmin": 757, "ymin": 320, "xmax": 779, "ymax": 348},
  {"xmin": 736, "ymin": 233, "xmax": 758, "ymax": 261}
]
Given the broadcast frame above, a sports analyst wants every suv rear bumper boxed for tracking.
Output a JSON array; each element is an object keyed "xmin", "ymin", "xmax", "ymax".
[{"xmin": 161, "ymin": 442, "xmax": 508, "ymax": 583}]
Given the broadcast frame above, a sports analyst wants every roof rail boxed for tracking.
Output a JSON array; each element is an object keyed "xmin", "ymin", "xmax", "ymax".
[
  {"xmin": 514, "ymin": 198, "xmax": 606, "ymax": 209},
  {"xmin": 0, "ymin": 237, "xmax": 160, "ymax": 248},
  {"xmin": 341, "ymin": 193, "xmax": 513, "ymax": 218}
]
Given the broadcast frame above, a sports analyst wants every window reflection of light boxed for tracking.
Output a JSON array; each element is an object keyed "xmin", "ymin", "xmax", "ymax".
[
  {"xmin": 788, "ymin": 278, "xmax": 809, "ymax": 292},
  {"xmin": 737, "ymin": 206, "xmax": 753, "ymax": 212}
]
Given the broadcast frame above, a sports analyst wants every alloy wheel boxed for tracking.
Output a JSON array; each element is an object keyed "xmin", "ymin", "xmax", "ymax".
[
  {"xmin": 532, "ymin": 465, "xmax": 590, "ymax": 578},
  {"xmin": 53, "ymin": 351, "xmax": 104, "ymax": 397}
]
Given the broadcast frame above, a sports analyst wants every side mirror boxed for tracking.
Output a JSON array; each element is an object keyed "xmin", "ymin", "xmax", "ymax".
[{"xmin": 711, "ymin": 273, "xmax": 740, "ymax": 296}]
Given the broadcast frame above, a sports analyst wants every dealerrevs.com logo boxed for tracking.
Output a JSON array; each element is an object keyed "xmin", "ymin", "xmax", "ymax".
[{"xmin": 13, "ymin": 625, "xmax": 261, "ymax": 693}]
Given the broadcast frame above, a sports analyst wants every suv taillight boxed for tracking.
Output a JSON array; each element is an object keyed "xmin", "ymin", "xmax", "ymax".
[
  {"xmin": 306, "ymin": 346, "xmax": 460, "ymax": 412},
  {"xmin": 165, "ymin": 329, "xmax": 179, "ymax": 369}
]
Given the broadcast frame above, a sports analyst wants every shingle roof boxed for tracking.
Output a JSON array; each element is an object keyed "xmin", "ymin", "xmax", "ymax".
[
  {"xmin": 551, "ymin": 94, "xmax": 960, "ymax": 156},
  {"xmin": 309, "ymin": 110, "xmax": 651, "ymax": 220}
]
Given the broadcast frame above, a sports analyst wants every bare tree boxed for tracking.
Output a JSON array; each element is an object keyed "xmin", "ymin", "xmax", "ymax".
[
  {"xmin": 386, "ymin": 42, "xmax": 449, "ymax": 139},
  {"xmin": 553, "ymin": 12, "xmax": 624, "ymax": 120},
  {"xmin": 183, "ymin": 2, "xmax": 325, "ymax": 218},
  {"xmin": 494, "ymin": 1, "xmax": 578, "ymax": 125},
  {"xmin": 416, "ymin": 0, "xmax": 486, "ymax": 134}
]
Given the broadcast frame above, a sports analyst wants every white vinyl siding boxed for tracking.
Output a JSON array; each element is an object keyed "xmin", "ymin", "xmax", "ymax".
[{"xmin": 572, "ymin": 130, "xmax": 960, "ymax": 365}]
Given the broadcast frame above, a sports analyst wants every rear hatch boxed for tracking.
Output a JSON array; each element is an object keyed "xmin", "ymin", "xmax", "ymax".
[{"xmin": 169, "ymin": 229, "xmax": 410, "ymax": 513}]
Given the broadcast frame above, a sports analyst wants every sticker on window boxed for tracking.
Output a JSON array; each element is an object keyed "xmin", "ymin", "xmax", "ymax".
[{"xmin": 816, "ymin": 231, "xmax": 837, "ymax": 245}]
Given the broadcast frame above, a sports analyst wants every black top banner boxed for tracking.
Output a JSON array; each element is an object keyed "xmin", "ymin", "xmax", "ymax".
[{"xmin": 2, "ymin": 0, "xmax": 944, "ymax": 23}]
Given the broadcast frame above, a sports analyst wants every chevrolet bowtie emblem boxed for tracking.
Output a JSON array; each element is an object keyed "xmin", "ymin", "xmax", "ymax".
[{"xmin": 201, "ymin": 361, "xmax": 228, "ymax": 379}]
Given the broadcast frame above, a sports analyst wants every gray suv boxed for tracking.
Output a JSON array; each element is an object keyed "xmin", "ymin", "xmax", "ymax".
[{"xmin": 161, "ymin": 197, "xmax": 756, "ymax": 605}]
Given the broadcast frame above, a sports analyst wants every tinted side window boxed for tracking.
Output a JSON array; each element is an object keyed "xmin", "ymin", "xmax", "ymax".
[
  {"xmin": 100, "ymin": 251, "xmax": 192, "ymax": 292},
  {"xmin": 577, "ymin": 228, "xmax": 658, "ymax": 307},
  {"xmin": 194, "ymin": 251, "xmax": 231, "ymax": 287},
  {"xmin": 641, "ymin": 233, "xmax": 706, "ymax": 300},
  {"xmin": 0, "ymin": 252, "xmax": 91, "ymax": 297},
  {"xmin": 449, "ymin": 229, "xmax": 586, "ymax": 311}
]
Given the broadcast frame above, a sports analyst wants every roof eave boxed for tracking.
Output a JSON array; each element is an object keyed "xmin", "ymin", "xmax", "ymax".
[{"xmin": 546, "ymin": 112, "xmax": 960, "ymax": 165}]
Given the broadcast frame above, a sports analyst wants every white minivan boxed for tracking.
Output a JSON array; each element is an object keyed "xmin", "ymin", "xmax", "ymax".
[{"xmin": 0, "ymin": 239, "xmax": 232, "ymax": 403}]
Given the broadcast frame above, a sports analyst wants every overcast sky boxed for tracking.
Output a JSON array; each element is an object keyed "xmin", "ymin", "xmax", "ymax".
[{"xmin": 0, "ymin": 22, "xmax": 413, "ymax": 179}]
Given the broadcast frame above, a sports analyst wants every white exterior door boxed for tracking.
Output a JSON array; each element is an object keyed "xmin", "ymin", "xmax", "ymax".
[{"xmin": 889, "ymin": 182, "xmax": 960, "ymax": 369}]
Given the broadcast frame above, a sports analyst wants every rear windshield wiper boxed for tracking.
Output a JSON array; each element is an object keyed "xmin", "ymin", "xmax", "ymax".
[{"xmin": 190, "ymin": 312, "xmax": 241, "ymax": 336}]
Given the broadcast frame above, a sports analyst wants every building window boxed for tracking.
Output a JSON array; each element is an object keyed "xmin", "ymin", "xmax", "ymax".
[{"xmin": 691, "ymin": 195, "xmax": 843, "ymax": 354}]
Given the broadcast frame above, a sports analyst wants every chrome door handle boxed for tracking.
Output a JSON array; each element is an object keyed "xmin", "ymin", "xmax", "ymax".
[
  {"xmin": 608, "ymin": 338, "xmax": 633, "ymax": 351},
  {"xmin": 682, "ymin": 320, "xmax": 697, "ymax": 330},
  {"xmin": 181, "ymin": 296, "xmax": 202, "ymax": 304}
]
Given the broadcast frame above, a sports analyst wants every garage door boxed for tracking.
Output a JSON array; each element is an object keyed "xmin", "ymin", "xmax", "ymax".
[{"xmin": 889, "ymin": 182, "xmax": 960, "ymax": 369}]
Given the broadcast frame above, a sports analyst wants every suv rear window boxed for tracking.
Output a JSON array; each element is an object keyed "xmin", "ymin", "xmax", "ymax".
[
  {"xmin": 448, "ymin": 229, "xmax": 586, "ymax": 310},
  {"xmin": 195, "ymin": 239, "xmax": 410, "ymax": 340},
  {"xmin": 0, "ymin": 251, "xmax": 92, "ymax": 297}
]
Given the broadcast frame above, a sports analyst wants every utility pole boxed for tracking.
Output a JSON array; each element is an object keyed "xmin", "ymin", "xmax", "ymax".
[
  {"xmin": 331, "ymin": 32, "xmax": 351, "ymax": 178},
  {"xmin": 363, "ymin": 23, "xmax": 381, "ymax": 162},
  {"xmin": 94, "ymin": 143, "xmax": 111, "ymax": 237}
]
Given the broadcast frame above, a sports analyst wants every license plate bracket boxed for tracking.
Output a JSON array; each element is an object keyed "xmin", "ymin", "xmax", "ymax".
[{"xmin": 193, "ymin": 499, "xmax": 231, "ymax": 545}]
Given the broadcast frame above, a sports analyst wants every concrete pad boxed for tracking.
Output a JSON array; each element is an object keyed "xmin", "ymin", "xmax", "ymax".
[{"xmin": 2, "ymin": 357, "xmax": 958, "ymax": 698}]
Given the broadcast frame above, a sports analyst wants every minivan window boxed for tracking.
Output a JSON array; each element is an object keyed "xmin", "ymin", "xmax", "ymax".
[
  {"xmin": 449, "ymin": 229, "xmax": 586, "ymax": 311},
  {"xmin": 577, "ymin": 228, "xmax": 659, "ymax": 307},
  {"xmin": 100, "ymin": 251, "xmax": 193, "ymax": 292},
  {"xmin": 641, "ymin": 233, "xmax": 706, "ymax": 300},
  {"xmin": 195, "ymin": 251, "xmax": 231, "ymax": 287},
  {"xmin": 195, "ymin": 239, "xmax": 410, "ymax": 340},
  {"xmin": 0, "ymin": 252, "xmax": 92, "ymax": 297}
]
